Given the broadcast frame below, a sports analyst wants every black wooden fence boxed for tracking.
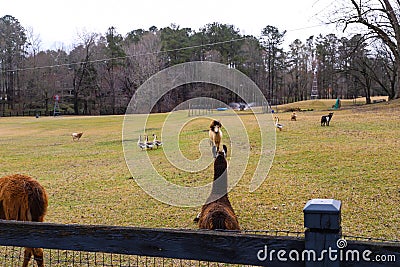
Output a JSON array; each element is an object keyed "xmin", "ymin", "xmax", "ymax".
[
  {"xmin": 0, "ymin": 110, "xmax": 43, "ymax": 117},
  {"xmin": 0, "ymin": 199, "xmax": 399, "ymax": 266}
]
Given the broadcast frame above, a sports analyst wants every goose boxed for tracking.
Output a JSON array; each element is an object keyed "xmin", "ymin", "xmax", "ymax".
[
  {"xmin": 275, "ymin": 117, "xmax": 284, "ymax": 131},
  {"xmin": 145, "ymin": 135, "xmax": 155, "ymax": 150},
  {"xmin": 152, "ymin": 134, "xmax": 163, "ymax": 148},
  {"xmin": 137, "ymin": 135, "xmax": 147, "ymax": 150}
]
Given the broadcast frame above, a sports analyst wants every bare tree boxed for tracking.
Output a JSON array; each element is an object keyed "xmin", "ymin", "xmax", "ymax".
[
  {"xmin": 121, "ymin": 31, "xmax": 163, "ymax": 99},
  {"xmin": 23, "ymin": 27, "xmax": 42, "ymax": 110},
  {"xmin": 371, "ymin": 40, "xmax": 398, "ymax": 97},
  {"xmin": 261, "ymin": 25, "xmax": 286, "ymax": 104},
  {"xmin": 25, "ymin": 27, "xmax": 42, "ymax": 55},
  {"xmin": 70, "ymin": 31, "xmax": 99, "ymax": 115},
  {"xmin": 332, "ymin": 0, "xmax": 400, "ymax": 99},
  {"xmin": 286, "ymin": 39, "xmax": 312, "ymax": 102}
]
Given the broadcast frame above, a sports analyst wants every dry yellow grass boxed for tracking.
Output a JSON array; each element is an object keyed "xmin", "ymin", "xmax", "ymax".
[{"xmin": 0, "ymin": 99, "xmax": 399, "ymax": 240}]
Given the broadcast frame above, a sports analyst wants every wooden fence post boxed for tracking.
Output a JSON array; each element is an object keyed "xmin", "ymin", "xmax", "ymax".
[{"xmin": 303, "ymin": 199, "xmax": 342, "ymax": 267}]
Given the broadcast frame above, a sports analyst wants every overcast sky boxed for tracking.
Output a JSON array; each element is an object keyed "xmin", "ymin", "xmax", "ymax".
[{"xmin": 3, "ymin": 0, "xmax": 340, "ymax": 50}]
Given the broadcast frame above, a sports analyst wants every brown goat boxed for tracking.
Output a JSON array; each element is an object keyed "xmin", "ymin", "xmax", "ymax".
[
  {"xmin": 72, "ymin": 132, "xmax": 83, "ymax": 141},
  {"xmin": 0, "ymin": 174, "xmax": 48, "ymax": 267},
  {"xmin": 291, "ymin": 112, "xmax": 297, "ymax": 121},
  {"xmin": 197, "ymin": 145, "xmax": 240, "ymax": 230}
]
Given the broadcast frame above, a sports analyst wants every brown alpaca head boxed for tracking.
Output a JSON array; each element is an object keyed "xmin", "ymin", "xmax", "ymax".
[{"xmin": 210, "ymin": 120, "xmax": 222, "ymax": 133}]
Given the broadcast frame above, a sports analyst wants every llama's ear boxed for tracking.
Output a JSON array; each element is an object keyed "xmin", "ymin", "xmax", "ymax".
[{"xmin": 222, "ymin": 145, "xmax": 227, "ymax": 157}]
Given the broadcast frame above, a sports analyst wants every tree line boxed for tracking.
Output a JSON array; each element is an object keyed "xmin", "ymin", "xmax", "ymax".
[{"xmin": 1, "ymin": 1, "xmax": 399, "ymax": 115}]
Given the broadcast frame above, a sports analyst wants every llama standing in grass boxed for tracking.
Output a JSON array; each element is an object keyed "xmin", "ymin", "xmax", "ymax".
[
  {"xmin": 209, "ymin": 120, "xmax": 223, "ymax": 158},
  {"xmin": 0, "ymin": 174, "xmax": 48, "ymax": 267},
  {"xmin": 196, "ymin": 145, "xmax": 240, "ymax": 230}
]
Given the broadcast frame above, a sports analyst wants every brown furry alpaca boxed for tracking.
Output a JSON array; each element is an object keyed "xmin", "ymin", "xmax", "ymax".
[
  {"xmin": 197, "ymin": 145, "xmax": 240, "ymax": 230},
  {"xmin": 0, "ymin": 174, "xmax": 48, "ymax": 267},
  {"xmin": 209, "ymin": 120, "xmax": 223, "ymax": 158},
  {"xmin": 72, "ymin": 132, "xmax": 83, "ymax": 141}
]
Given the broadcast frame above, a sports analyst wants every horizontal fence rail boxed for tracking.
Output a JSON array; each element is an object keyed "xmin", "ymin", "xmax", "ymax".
[
  {"xmin": 0, "ymin": 220, "xmax": 304, "ymax": 267},
  {"xmin": 1, "ymin": 198, "xmax": 400, "ymax": 266},
  {"xmin": 1, "ymin": 220, "xmax": 400, "ymax": 266}
]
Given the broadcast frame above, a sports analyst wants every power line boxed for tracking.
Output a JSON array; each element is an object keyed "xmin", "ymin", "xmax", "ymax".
[
  {"xmin": 1, "ymin": 17, "xmax": 369, "ymax": 74},
  {"xmin": 4, "ymin": 20, "xmax": 335, "ymax": 74},
  {"xmin": 3, "ymin": 37, "xmax": 248, "ymax": 73},
  {"xmin": 286, "ymin": 21, "xmax": 336, "ymax": 33}
]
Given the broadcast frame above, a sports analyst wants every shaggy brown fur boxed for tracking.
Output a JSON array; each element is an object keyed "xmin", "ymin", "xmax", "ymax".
[
  {"xmin": 209, "ymin": 120, "xmax": 223, "ymax": 155},
  {"xmin": 72, "ymin": 132, "xmax": 83, "ymax": 141},
  {"xmin": 0, "ymin": 174, "xmax": 48, "ymax": 267},
  {"xmin": 197, "ymin": 146, "xmax": 240, "ymax": 230}
]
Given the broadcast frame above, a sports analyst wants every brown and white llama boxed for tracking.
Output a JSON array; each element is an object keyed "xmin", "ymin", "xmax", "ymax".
[
  {"xmin": 72, "ymin": 132, "xmax": 83, "ymax": 141},
  {"xmin": 0, "ymin": 174, "xmax": 48, "ymax": 267},
  {"xmin": 209, "ymin": 120, "xmax": 223, "ymax": 158},
  {"xmin": 196, "ymin": 145, "xmax": 240, "ymax": 230}
]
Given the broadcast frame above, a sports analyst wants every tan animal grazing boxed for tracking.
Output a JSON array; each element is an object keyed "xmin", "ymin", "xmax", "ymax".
[
  {"xmin": 291, "ymin": 112, "xmax": 297, "ymax": 121},
  {"xmin": 0, "ymin": 174, "xmax": 48, "ymax": 267},
  {"xmin": 72, "ymin": 132, "xmax": 83, "ymax": 141}
]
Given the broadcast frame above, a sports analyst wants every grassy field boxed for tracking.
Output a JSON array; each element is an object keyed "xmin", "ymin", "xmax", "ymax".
[{"xmin": 0, "ymin": 98, "xmax": 399, "ymax": 241}]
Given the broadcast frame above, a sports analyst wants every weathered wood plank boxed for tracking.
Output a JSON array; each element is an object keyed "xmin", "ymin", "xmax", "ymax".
[
  {"xmin": 1, "ymin": 220, "xmax": 398, "ymax": 266},
  {"xmin": 0, "ymin": 220, "xmax": 304, "ymax": 266}
]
